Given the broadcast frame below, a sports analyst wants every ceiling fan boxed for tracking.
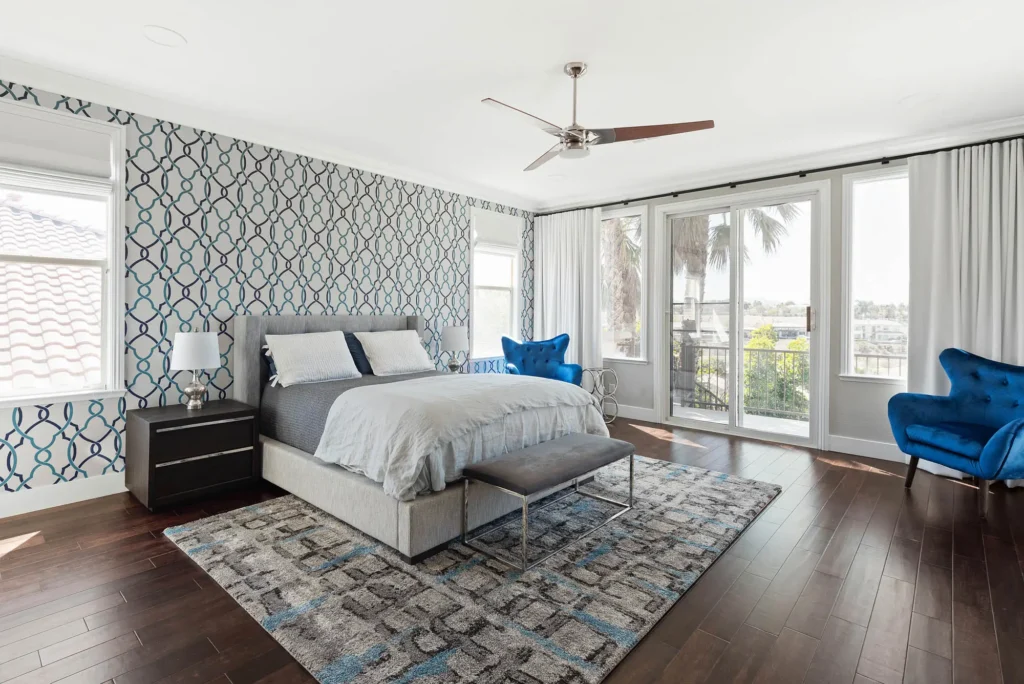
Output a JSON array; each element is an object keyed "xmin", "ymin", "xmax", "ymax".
[{"xmin": 483, "ymin": 62, "xmax": 714, "ymax": 172}]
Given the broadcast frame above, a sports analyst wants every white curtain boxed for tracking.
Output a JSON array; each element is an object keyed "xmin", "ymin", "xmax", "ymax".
[
  {"xmin": 908, "ymin": 139, "xmax": 1024, "ymax": 477},
  {"xmin": 533, "ymin": 208, "xmax": 602, "ymax": 369}
]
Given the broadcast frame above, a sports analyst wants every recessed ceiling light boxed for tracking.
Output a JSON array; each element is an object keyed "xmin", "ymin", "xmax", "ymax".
[{"xmin": 143, "ymin": 25, "xmax": 187, "ymax": 48}]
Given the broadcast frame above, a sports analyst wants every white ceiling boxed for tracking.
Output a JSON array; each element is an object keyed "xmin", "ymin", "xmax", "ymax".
[{"xmin": 2, "ymin": 0, "xmax": 1023, "ymax": 212}]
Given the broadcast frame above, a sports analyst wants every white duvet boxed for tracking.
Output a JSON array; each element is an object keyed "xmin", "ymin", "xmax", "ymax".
[{"xmin": 313, "ymin": 373, "xmax": 609, "ymax": 500}]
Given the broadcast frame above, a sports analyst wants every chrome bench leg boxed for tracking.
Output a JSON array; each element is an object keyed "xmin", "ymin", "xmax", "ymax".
[
  {"xmin": 463, "ymin": 453, "xmax": 636, "ymax": 573},
  {"xmin": 462, "ymin": 479, "xmax": 469, "ymax": 543},
  {"xmin": 629, "ymin": 453, "xmax": 634, "ymax": 507},
  {"xmin": 521, "ymin": 495, "xmax": 529, "ymax": 572}
]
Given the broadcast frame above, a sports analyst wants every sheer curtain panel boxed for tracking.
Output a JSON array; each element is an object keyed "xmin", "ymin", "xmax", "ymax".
[{"xmin": 533, "ymin": 209, "xmax": 602, "ymax": 369}]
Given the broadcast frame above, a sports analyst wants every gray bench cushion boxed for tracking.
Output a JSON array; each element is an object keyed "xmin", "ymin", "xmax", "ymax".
[{"xmin": 463, "ymin": 433, "xmax": 634, "ymax": 496}]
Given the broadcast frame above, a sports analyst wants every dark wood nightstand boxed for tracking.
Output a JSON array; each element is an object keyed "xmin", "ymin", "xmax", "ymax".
[{"xmin": 125, "ymin": 399, "xmax": 260, "ymax": 511}]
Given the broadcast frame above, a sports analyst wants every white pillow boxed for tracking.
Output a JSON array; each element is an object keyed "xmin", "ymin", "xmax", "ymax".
[
  {"xmin": 353, "ymin": 330, "xmax": 434, "ymax": 376},
  {"xmin": 264, "ymin": 332, "xmax": 360, "ymax": 387}
]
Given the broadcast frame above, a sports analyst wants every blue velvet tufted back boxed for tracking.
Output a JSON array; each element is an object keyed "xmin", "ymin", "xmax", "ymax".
[
  {"xmin": 941, "ymin": 348, "xmax": 1024, "ymax": 428},
  {"xmin": 502, "ymin": 334, "xmax": 571, "ymax": 379}
]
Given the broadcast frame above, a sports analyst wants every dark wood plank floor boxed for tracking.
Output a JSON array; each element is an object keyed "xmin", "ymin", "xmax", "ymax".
[{"xmin": 1, "ymin": 419, "xmax": 1021, "ymax": 684}]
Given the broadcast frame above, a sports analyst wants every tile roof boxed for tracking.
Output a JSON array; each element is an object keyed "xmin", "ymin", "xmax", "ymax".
[
  {"xmin": 0, "ymin": 200, "xmax": 104, "ymax": 395},
  {"xmin": 0, "ymin": 202, "xmax": 106, "ymax": 260}
]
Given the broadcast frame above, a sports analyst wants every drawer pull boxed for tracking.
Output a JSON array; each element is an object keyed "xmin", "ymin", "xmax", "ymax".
[
  {"xmin": 156, "ymin": 416, "xmax": 254, "ymax": 433},
  {"xmin": 155, "ymin": 446, "xmax": 254, "ymax": 468}
]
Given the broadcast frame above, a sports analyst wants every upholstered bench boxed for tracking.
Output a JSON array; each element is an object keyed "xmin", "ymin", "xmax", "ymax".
[{"xmin": 461, "ymin": 432, "xmax": 635, "ymax": 571}]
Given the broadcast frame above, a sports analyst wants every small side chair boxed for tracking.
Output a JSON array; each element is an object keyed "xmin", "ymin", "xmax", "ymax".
[
  {"xmin": 888, "ymin": 348, "xmax": 1024, "ymax": 517},
  {"xmin": 501, "ymin": 334, "xmax": 583, "ymax": 386}
]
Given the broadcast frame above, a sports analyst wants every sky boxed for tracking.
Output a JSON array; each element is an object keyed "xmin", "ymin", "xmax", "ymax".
[
  {"xmin": 0, "ymin": 186, "xmax": 107, "ymax": 233},
  {"xmin": 675, "ymin": 175, "xmax": 908, "ymax": 307}
]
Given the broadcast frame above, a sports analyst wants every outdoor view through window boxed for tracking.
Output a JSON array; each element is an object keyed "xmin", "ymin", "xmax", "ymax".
[
  {"xmin": 669, "ymin": 201, "xmax": 814, "ymax": 437},
  {"xmin": 849, "ymin": 171, "xmax": 909, "ymax": 378},
  {"xmin": 600, "ymin": 213, "xmax": 643, "ymax": 360},
  {"xmin": 471, "ymin": 247, "xmax": 517, "ymax": 359},
  {"xmin": 0, "ymin": 184, "xmax": 108, "ymax": 398}
]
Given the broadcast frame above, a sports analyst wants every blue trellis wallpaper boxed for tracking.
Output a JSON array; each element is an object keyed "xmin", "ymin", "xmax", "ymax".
[{"xmin": 0, "ymin": 79, "xmax": 534, "ymax": 495}]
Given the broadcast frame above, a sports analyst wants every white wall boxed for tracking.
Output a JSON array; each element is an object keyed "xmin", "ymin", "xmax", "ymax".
[{"xmin": 604, "ymin": 160, "xmax": 908, "ymax": 453}]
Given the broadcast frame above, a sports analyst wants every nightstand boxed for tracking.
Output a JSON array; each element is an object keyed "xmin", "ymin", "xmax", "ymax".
[{"xmin": 125, "ymin": 399, "xmax": 259, "ymax": 511}]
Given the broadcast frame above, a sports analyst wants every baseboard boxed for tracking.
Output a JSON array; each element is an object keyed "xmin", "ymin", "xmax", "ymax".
[
  {"xmin": 827, "ymin": 435, "xmax": 906, "ymax": 464},
  {"xmin": 0, "ymin": 473, "xmax": 127, "ymax": 519},
  {"xmin": 612, "ymin": 404, "xmax": 658, "ymax": 422}
]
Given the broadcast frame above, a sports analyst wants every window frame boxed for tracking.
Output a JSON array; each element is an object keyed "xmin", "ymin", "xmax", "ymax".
[
  {"xmin": 599, "ymin": 205, "xmax": 648, "ymax": 364},
  {"xmin": 840, "ymin": 165, "xmax": 909, "ymax": 385},
  {"xmin": 0, "ymin": 102, "xmax": 125, "ymax": 408},
  {"xmin": 470, "ymin": 242, "xmax": 520, "ymax": 360}
]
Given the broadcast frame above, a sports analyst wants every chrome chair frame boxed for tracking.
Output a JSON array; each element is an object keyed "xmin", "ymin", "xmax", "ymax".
[{"xmin": 461, "ymin": 453, "xmax": 634, "ymax": 572}]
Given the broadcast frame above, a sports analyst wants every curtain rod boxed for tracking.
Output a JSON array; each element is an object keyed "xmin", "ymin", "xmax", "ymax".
[{"xmin": 533, "ymin": 132, "xmax": 1024, "ymax": 218}]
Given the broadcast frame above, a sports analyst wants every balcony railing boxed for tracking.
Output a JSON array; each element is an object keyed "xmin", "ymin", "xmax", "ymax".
[
  {"xmin": 853, "ymin": 353, "xmax": 907, "ymax": 378},
  {"xmin": 672, "ymin": 336, "xmax": 906, "ymax": 422}
]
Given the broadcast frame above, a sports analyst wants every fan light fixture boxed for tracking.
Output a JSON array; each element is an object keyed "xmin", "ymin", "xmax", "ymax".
[
  {"xmin": 483, "ymin": 62, "xmax": 714, "ymax": 172},
  {"xmin": 143, "ymin": 25, "xmax": 187, "ymax": 48}
]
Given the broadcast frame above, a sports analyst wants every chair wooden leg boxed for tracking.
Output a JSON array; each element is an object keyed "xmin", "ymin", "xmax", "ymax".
[
  {"xmin": 978, "ymin": 479, "xmax": 990, "ymax": 519},
  {"xmin": 904, "ymin": 457, "xmax": 919, "ymax": 489}
]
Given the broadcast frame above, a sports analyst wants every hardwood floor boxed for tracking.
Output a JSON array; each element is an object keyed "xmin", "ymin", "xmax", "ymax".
[{"xmin": 0, "ymin": 419, "xmax": 1020, "ymax": 684}]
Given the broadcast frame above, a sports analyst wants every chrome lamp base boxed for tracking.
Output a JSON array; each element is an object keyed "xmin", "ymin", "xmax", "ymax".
[
  {"xmin": 447, "ymin": 360, "xmax": 463, "ymax": 374},
  {"xmin": 183, "ymin": 370, "xmax": 207, "ymax": 410}
]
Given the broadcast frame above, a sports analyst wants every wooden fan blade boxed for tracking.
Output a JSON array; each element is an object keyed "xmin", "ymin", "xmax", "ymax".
[
  {"xmin": 589, "ymin": 120, "xmax": 715, "ymax": 145},
  {"xmin": 482, "ymin": 98, "xmax": 563, "ymax": 137},
  {"xmin": 525, "ymin": 143, "xmax": 562, "ymax": 171}
]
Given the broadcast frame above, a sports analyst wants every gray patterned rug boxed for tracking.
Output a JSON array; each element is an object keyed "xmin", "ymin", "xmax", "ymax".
[{"xmin": 165, "ymin": 456, "xmax": 779, "ymax": 684}]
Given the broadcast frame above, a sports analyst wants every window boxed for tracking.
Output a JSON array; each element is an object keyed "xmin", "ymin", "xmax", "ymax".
[
  {"xmin": 0, "ymin": 101, "xmax": 124, "ymax": 405},
  {"xmin": 600, "ymin": 207, "xmax": 646, "ymax": 361},
  {"xmin": 471, "ymin": 245, "xmax": 519, "ymax": 358},
  {"xmin": 842, "ymin": 167, "xmax": 909, "ymax": 380}
]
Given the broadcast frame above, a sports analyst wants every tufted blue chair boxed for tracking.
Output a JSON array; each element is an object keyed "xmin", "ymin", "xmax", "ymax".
[
  {"xmin": 501, "ymin": 334, "xmax": 583, "ymax": 386},
  {"xmin": 888, "ymin": 348, "xmax": 1024, "ymax": 516}
]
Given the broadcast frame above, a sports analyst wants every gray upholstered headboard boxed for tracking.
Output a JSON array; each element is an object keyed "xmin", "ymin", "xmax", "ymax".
[{"xmin": 232, "ymin": 314, "xmax": 424, "ymax": 408}]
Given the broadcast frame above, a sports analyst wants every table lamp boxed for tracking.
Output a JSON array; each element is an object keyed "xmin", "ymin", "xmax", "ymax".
[
  {"xmin": 440, "ymin": 326, "xmax": 469, "ymax": 373},
  {"xmin": 170, "ymin": 331, "xmax": 221, "ymax": 409}
]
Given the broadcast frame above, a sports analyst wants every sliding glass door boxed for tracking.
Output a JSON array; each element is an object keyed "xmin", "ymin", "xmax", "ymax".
[
  {"xmin": 669, "ymin": 209, "xmax": 732, "ymax": 426},
  {"xmin": 661, "ymin": 183, "xmax": 825, "ymax": 445},
  {"xmin": 737, "ymin": 201, "xmax": 813, "ymax": 438}
]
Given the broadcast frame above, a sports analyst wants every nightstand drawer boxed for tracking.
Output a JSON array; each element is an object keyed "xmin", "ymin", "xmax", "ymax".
[
  {"xmin": 150, "ymin": 415, "xmax": 255, "ymax": 464},
  {"xmin": 151, "ymin": 448, "xmax": 255, "ymax": 502}
]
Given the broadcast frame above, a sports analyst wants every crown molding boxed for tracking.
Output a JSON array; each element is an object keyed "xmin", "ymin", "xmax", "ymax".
[
  {"xmin": 0, "ymin": 55, "xmax": 540, "ymax": 212},
  {"xmin": 535, "ymin": 114, "xmax": 1024, "ymax": 213},
  {"xmin": 7, "ymin": 54, "xmax": 1023, "ymax": 217}
]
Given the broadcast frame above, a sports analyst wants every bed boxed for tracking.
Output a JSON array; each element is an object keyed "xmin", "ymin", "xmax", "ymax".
[{"xmin": 232, "ymin": 314, "xmax": 607, "ymax": 562}]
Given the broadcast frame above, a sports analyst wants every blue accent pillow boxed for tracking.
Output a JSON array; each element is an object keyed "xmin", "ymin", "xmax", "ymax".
[
  {"xmin": 263, "ymin": 352, "xmax": 279, "ymax": 379},
  {"xmin": 345, "ymin": 333, "xmax": 374, "ymax": 375}
]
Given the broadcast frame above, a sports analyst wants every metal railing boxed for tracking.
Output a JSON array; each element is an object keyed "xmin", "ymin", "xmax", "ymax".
[
  {"xmin": 853, "ymin": 353, "xmax": 907, "ymax": 378},
  {"xmin": 672, "ymin": 339, "xmax": 908, "ymax": 421},
  {"xmin": 672, "ymin": 337, "xmax": 810, "ymax": 421}
]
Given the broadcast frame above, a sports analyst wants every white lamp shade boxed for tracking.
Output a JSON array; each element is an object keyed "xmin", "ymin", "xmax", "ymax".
[
  {"xmin": 440, "ymin": 326, "xmax": 469, "ymax": 352},
  {"xmin": 169, "ymin": 332, "xmax": 221, "ymax": 371}
]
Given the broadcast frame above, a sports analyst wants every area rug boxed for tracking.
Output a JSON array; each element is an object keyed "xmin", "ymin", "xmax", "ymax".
[{"xmin": 165, "ymin": 456, "xmax": 779, "ymax": 683}]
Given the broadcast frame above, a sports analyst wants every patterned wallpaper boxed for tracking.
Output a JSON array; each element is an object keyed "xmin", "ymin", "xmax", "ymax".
[{"xmin": 0, "ymin": 80, "xmax": 534, "ymax": 495}]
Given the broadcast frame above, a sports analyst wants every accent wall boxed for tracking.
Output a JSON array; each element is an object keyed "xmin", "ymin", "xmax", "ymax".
[{"xmin": 0, "ymin": 79, "xmax": 533, "ymax": 498}]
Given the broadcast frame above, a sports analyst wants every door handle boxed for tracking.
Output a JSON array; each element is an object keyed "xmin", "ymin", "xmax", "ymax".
[{"xmin": 805, "ymin": 306, "xmax": 812, "ymax": 333}]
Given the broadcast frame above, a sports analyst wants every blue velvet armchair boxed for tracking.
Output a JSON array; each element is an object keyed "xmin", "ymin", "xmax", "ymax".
[
  {"xmin": 501, "ymin": 334, "xmax": 583, "ymax": 386},
  {"xmin": 888, "ymin": 348, "xmax": 1024, "ymax": 516}
]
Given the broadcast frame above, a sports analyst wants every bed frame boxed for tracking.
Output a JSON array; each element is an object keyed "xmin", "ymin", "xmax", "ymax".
[{"xmin": 232, "ymin": 314, "xmax": 522, "ymax": 562}]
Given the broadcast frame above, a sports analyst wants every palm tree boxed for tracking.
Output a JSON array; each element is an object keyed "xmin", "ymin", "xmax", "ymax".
[
  {"xmin": 670, "ymin": 203, "xmax": 799, "ymax": 303},
  {"xmin": 601, "ymin": 216, "xmax": 642, "ymax": 357},
  {"xmin": 670, "ymin": 204, "xmax": 799, "ymax": 410},
  {"xmin": 599, "ymin": 204, "xmax": 799, "ymax": 358}
]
